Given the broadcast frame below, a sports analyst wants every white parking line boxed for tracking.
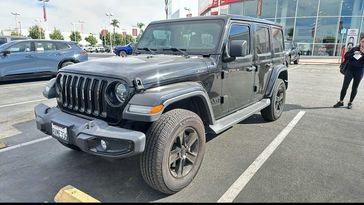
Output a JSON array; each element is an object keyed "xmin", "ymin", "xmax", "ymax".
[
  {"xmin": 0, "ymin": 82, "xmax": 47, "ymax": 89},
  {"xmin": 0, "ymin": 99, "xmax": 48, "ymax": 109},
  {"xmin": 0, "ymin": 136, "xmax": 52, "ymax": 154},
  {"xmin": 218, "ymin": 111, "xmax": 306, "ymax": 203}
]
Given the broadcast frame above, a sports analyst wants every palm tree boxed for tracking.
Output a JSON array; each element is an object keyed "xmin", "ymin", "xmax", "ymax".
[
  {"xmin": 110, "ymin": 19, "xmax": 120, "ymax": 44},
  {"xmin": 137, "ymin": 22, "xmax": 145, "ymax": 34}
]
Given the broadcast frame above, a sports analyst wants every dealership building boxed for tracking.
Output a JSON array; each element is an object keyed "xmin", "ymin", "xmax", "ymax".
[{"xmin": 198, "ymin": 0, "xmax": 364, "ymax": 57}]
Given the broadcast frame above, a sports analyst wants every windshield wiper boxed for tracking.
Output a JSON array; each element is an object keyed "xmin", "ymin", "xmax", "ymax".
[
  {"xmin": 163, "ymin": 48, "xmax": 189, "ymax": 58},
  {"xmin": 137, "ymin": 47, "xmax": 157, "ymax": 55}
]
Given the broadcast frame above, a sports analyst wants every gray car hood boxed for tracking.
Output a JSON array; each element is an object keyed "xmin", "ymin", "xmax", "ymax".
[{"xmin": 60, "ymin": 54, "xmax": 210, "ymax": 86}]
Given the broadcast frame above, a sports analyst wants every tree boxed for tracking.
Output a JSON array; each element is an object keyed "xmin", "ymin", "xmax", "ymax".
[
  {"xmin": 70, "ymin": 31, "xmax": 82, "ymax": 43},
  {"xmin": 85, "ymin": 34, "xmax": 97, "ymax": 46},
  {"xmin": 49, "ymin": 28, "xmax": 64, "ymax": 40},
  {"xmin": 136, "ymin": 22, "xmax": 145, "ymax": 41},
  {"xmin": 28, "ymin": 25, "xmax": 45, "ymax": 39},
  {"xmin": 110, "ymin": 19, "xmax": 120, "ymax": 36},
  {"xmin": 11, "ymin": 31, "xmax": 20, "ymax": 36}
]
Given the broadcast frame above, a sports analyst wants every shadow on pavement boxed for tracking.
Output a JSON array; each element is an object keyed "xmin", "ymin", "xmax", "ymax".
[{"xmin": 0, "ymin": 76, "xmax": 52, "ymax": 85}]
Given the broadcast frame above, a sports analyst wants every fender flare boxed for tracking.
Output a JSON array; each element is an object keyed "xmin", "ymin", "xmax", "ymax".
[
  {"xmin": 122, "ymin": 82, "xmax": 215, "ymax": 124},
  {"xmin": 265, "ymin": 64, "xmax": 288, "ymax": 98}
]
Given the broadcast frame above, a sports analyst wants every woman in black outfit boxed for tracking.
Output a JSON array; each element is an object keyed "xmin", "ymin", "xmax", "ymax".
[{"xmin": 333, "ymin": 36, "xmax": 364, "ymax": 109}]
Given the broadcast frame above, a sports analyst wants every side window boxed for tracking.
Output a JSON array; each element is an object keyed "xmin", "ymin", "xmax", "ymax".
[
  {"xmin": 255, "ymin": 26, "xmax": 270, "ymax": 54},
  {"xmin": 272, "ymin": 27, "xmax": 284, "ymax": 53},
  {"xmin": 55, "ymin": 42, "xmax": 71, "ymax": 50},
  {"xmin": 229, "ymin": 24, "xmax": 250, "ymax": 55},
  {"xmin": 6, "ymin": 42, "xmax": 32, "ymax": 53},
  {"xmin": 35, "ymin": 42, "xmax": 57, "ymax": 52}
]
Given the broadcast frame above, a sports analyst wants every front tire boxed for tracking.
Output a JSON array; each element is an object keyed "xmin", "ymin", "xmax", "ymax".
[
  {"xmin": 119, "ymin": 51, "xmax": 127, "ymax": 57},
  {"xmin": 60, "ymin": 61, "xmax": 74, "ymax": 68},
  {"xmin": 261, "ymin": 79, "xmax": 286, "ymax": 121},
  {"xmin": 294, "ymin": 55, "xmax": 300, "ymax": 64},
  {"xmin": 140, "ymin": 109, "xmax": 206, "ymax": 194}
]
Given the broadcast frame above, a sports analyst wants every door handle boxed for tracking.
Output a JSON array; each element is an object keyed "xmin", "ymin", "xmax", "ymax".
[
  {"xmin": 265, "ymin": 63, "xmax": 273, "ymax": 68},
  {"xmin": 246, "ymin": 66, "xmax": 256, "ymax": 72}
]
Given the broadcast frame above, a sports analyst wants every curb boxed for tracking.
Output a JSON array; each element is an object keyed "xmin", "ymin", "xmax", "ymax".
[{"xmin": 54, "ymin": 185, "xmax": 100, "ymax": 203}]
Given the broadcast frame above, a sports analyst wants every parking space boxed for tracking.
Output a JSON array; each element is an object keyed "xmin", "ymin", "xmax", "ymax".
[{"xmin": 0, "ymin": 64, "xmax": 363, "ymax": 202}]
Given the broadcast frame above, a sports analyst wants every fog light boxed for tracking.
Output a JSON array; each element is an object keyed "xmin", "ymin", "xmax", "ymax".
[{"xmin": 100, "ymin": 140, "xmax": 107, "ymax": 150}]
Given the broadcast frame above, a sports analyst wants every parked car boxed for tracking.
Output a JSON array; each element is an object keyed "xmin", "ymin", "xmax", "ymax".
[
  {"xmin": 35, "ymin": 15, "xmax": 287, "ymax": 194},
  {"xmin": 0, "ymin": 36, "xmax": 30, "ymax": 46},
  {"xmin": 284, "ymin": 41, "xmax": 301, "ymax": 66},
  {"xmin": 0, "ymin": 40, "xmax": 88, "ymax": 81},
  {"xmin": 114, "ymin": 43, "xmax": 134, "ymax": 57},
  {"xmin": 95, "ymin": 45, "xmax": 106, "ymax": 53},
  {"xmin": 83, "ymin": 46, "xmax": 97, "ymax": 53}
]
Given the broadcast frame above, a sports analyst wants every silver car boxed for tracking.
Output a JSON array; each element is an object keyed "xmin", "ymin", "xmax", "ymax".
[{"xmin": 0, "ymin": 40, "xmax": 88, "ymax": 81}]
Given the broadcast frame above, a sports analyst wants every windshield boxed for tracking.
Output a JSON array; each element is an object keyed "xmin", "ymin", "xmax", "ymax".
[
  {"xmin": 0, "ymin": 41, "xmax": 14, "ymax": 50},
  {"xmin": 136, "ymin": 20, "xmax": 224, "ymax": 55}
]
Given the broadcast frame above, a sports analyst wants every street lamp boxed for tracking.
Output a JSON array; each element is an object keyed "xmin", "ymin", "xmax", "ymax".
[
  {"xmin": 71, "ymin": 22, "xmax": 78, "ymax": 42},
  {"xmin": 106, "ymin": 12, "xmax": 113, "ymax": 52},
  {"xmin": 11, "ymin": 12, "xmax": 20, "ymax": 35},
  {"xmin": 79, "ymin": 20, "xmax": 85, "ymax": 34},
  {"xmin": 38, "ymin": 0, "xmax": 50, "ymax": 21}
]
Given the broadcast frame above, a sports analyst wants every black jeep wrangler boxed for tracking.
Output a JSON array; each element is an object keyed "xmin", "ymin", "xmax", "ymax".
[{"xmin": 35, "ymin": 15, "xmax": 287, "ymax": 194}]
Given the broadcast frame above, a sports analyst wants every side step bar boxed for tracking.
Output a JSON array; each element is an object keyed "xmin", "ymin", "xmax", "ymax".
[{"xmin": 209, "ymin": 99, "xmax": 271, "ymax": 134}]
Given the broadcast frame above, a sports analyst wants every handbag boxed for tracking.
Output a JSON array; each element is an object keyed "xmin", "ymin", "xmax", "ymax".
[{"xmin": 340, "ymin": 60, "xmax": 349, "ymax": 75}]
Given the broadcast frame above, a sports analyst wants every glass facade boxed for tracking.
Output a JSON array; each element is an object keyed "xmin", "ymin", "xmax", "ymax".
[{"xmin": 199, "ymin": 0, "xmax": 364, "ymax": 56}]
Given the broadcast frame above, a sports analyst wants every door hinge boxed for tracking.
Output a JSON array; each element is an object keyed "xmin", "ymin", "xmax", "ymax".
[
  {"xmin": 221, "ymin": 71, "xmax": 228, "ymax": 79},
  {"xmin": 253, "ymin": 86, "xmax": 258, "ymax": 92},
  {"xmin": 220, "ymin": 95, "xmax": 228, "ymax": 104}
]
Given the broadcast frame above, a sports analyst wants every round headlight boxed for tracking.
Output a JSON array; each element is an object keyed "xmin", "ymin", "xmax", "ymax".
[{"xmin": 115, "ymin": 83, "xmax": 128, "ymax": 103}]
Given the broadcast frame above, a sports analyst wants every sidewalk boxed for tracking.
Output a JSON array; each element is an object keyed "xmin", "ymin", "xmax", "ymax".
[{"xmin": 299, "ymin": 57, "xmax": 341, "ymax": 65}]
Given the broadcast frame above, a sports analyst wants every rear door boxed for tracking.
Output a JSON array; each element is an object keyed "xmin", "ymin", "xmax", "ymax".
[
  {"xmin": 0, "ymin": 41, "xmax": 35, "ymax": 77},
  {"xmin": 32, "ymin": 41, "xmax": 62, "ymax": 73},
  {"xmin": 252, "ymin": 24, "xmax": 273, "ymax": 102}
]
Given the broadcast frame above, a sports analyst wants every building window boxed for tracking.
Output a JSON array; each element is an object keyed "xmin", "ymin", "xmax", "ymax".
[
  {"xmin": 341, "ymin": 0, "xmax": 364, "ymax": 16},
  {"xmin": 243, "ymin": 0, "xmax": 257, "ymax": 17},
  {"xmin": 294, "ymin": 17, "xmax": 316, "ymax": 43},
  {"xmin": 319, "ymin": 0, "xmax": 341, "ymax": 16},
  {"xmin": 297, "ymin": 0, "xmax": 319, "ymax": 17},
  {"xmin": 277, "ymin": 0, "xmax": 297, "ymax": 18},
  {"xmin": 229, "ymin": 2, "xmax": 243, "ymax": 16},
  {"xmin": 315, "ymin": 17, "xmax": 339, "ymax": 44},
  {"xmin": 276, "ymin": 18, "xmax": 295, "ymax": 41}
]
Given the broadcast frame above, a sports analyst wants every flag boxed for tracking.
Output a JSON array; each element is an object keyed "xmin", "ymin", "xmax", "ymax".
[{"xmin": 43, "ymin": 4, "xmax": 47, "ymax": 22}]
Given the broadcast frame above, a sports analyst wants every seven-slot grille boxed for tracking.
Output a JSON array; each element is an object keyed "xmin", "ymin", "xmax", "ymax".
[{"xmin": 57, "ymin": 73, "xmax": 108, "ymax": 119}]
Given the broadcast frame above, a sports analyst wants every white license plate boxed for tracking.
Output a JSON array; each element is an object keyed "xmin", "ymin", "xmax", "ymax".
[{"xmin": 51, "ymin": 123, "xmax": 68, "ymax": 142}]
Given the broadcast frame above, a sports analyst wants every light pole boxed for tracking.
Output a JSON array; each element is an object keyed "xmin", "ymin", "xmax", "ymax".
[
  {"xmin": 106, "ymin": 12, "xmax": 113, "ymax": 52},
  {"xmin": 11, "ymin": 12, "xmax": 20, "ymax": 35},
  {"xmin": 38, "ymin": 0, "xmax": 50, "ymax": 21},
  {"xmin": 79, "ymin": 20, "xmax": 85, "ymax": 34}
]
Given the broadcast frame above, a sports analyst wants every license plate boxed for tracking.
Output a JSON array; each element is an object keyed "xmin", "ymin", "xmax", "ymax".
[{"xmin": 51, "ymin": 123, "xmax": 68, "ymax": 142}]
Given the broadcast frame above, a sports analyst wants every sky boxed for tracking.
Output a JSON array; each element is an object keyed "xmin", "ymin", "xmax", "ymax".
[{"xmin": 1, "ymin": 0, "xmax": 166, "ymax": 35}]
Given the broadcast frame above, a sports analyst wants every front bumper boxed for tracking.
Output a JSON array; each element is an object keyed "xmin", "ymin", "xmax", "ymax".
[{"xmin": 34, "ymin": 103, "xmax": 146, "ymax": 158}]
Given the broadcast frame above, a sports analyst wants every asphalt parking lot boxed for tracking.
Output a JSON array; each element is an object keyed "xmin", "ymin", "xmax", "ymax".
[{"xmin": 0, "ymin": 62, "xmax": 363, "ymax": 202}]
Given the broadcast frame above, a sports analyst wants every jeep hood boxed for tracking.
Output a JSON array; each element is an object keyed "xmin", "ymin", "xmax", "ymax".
[{"xmin": 60, "ymin": 55, "xmax": 210, "ymax": 86}]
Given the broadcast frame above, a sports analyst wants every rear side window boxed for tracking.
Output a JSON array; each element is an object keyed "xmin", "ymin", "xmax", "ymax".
[
  {"xmin": 272, "ymin": 27, "xmax": 284, "ymax": 53},
  {"xmin": 229, "ymin": 24, "xmax": 250, "ymax": 54},
  {"xmin": 35, "ymin": 42, "xmax": 57, "ymax": 52},
  {"xmin": 255, "ymin": 26, "xmax": 270, "ymax": 54},
  {"xmin": 55, "ymin": 42, "xmax": 71, "ymax": 50}
]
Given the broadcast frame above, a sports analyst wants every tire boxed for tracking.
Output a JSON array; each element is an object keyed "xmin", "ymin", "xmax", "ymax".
[
  {"xmin": 58, "ymin": 141, "xmax": 81, "ymax": 151},
  {"xmin": 294, "ymin": 55, "xmax": 300, "ymax": 64},
  {"xmin": 140, "ymin": 109, "xmax": 206, "ymax": 194},
  {"xmin": 119, "ymin": 51, "xmax": 127, "ymax": 57},
  {"xmin": 60, "ymin": 61, "xmax": 74, "ymax": 68},
  {"xmin": 261, "ymin": 79, "xmax": 286, "ymax": 122}
]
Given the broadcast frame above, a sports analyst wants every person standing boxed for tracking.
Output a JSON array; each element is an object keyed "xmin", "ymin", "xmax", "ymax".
[{"xmin": 333, "ymin": 36, "xmax": 364, "ymax": 109}]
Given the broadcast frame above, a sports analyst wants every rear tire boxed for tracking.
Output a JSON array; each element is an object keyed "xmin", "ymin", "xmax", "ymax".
[
  {"xmin": 294, "ymin": 55, "xmax": 300, "ymax": 64},
  {"xmin": 140, "ymin": 109, "xmax": 206, "ymax": 194},
  {"xmin": 119, "ymin": 51, "xmax": 127, "ymax": 57},
  {"xmin": 60, "ymin": 61, "xmax": 74, "ymax": 68},
  {"xmin": 261, "ymin": 79, "xmax": 286, "ymax": 121}
]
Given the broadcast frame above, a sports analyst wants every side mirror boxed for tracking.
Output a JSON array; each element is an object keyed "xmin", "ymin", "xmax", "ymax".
[
  {"xmin": 229, "ymin": 40, "xmax": 248, "ymax": 57},
  {"xmin": 1, "ymin": 50, "xmax": 10, "ymax": 57}
]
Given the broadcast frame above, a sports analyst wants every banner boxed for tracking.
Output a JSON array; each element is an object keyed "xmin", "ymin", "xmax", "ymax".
[{"xmin": 345, "ymin": 29, "xmax": 359, "ymax": 50}]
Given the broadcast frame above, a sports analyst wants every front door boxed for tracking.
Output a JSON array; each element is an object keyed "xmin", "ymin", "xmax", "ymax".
[
  {"xmin": 222, "ymin": 23, "xmax": 255, "ymax": 115},
  {"xmin": 0, "ymin": 41, "xmax": 34, "ymax": 77}
]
